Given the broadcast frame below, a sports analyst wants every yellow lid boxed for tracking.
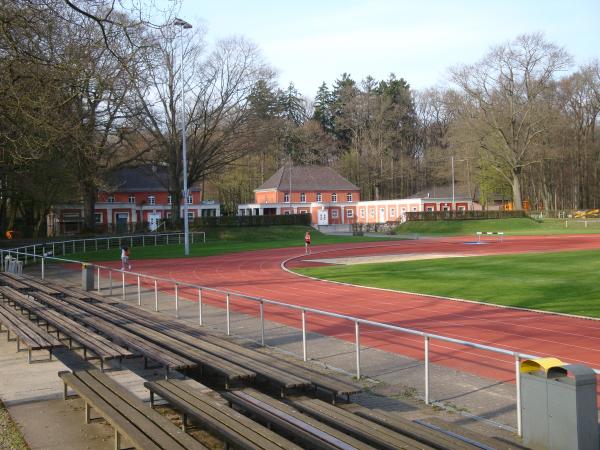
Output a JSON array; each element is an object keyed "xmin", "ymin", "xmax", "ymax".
[{"xmin": 520, "ymin": 357, "xmax": 563, "ymax": 373}]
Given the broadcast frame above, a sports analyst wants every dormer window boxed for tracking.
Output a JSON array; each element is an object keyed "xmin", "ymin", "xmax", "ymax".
[
  {"xmin": 316, "ymin": 193, "xmax": 322, "ymax": 202},
  {"xmin": 107, "ymin": 196, "xmax": 115, "ymax": 203},
  {"xmin": 128, "ymin": 195, "xmax": 135, "ymax": 204},
  {"xmin": 284, "ymin": 193, "xmax": 290, "ymax": 203},
  {"xmin": 168, "ymin": 195, "xmax": 172, "ymax": 205},
  {"xmin": 148, "ymin": 195, "xmax": 156, "ymax": 205},
  {"xmin": 331, "ymin": 193, "xmax": 337, "ymax": 202},
  {"xmin": 300, "ymin": 193, "xmax": 306, "ymax": 203},
  {"xmin": 346, "ymin": 193, "xmax": 353, "ymax": 202},
  {"xmin": 187, "ymin": 195, "xmax": 193, "ymax": 204}
]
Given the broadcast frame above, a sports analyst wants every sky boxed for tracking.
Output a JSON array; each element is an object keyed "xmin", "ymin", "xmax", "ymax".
[{"xmin": 175, "ymin": 0, "xmax": 600, "ymax": 99}]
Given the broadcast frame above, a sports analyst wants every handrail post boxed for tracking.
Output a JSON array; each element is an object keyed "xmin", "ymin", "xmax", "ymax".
[
  {"xmin": 355, "ymin": 321, "xmax": 361, "ymax": 379},
  {"xmin": 137, "ymin": 276, "xmax": 141, "ymax": 306},
  {"xmin": 1, "ymin": 250, "xmax": 3, "ymax": 271},
  {"xmin": 122, "ymin": 272, "xmax": 125, "ymax": 300},
  {"xmin": 41, "ymin": 256, "xmax": 45, "ymax": 280},
  {"xmin": 226, "ymin": 293, "xmax": 230, "ymax": 335},
  {"xmin": 302, "ymin": 310, "xmax": 307, "ymax": 362},
  {"xmin": 154, "ymin": 280, "xmax": 158, "ymax": 311},
  {"xmin": 516, "ymin": 353, "xmax": 522, "ymax": 437},
  {"xmin": 260, "ymin": 301, "xmax": 265, "ymax": 346},
  {"xmin": 198, "ymin": 289, "xmax": 203, "ymax": 325},
  {"xmin": 109, "ymin": 270, "xmax": 113, "ymax": 295},
  {"xmin": 175, "ymin": 284, "xmax": 179, "ymax": 319},
  {"xmin": 424, "ymin": 335, "xmax": 430, "ymax": 405},
  {"xmin": 83, "ymin": 240, "xmax": 86, "ymax": 253}
]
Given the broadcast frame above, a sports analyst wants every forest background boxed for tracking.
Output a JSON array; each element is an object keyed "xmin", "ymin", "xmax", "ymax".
[{"xmin": 1, "ymin": 1, "xmax": 599, "ymax": 235}]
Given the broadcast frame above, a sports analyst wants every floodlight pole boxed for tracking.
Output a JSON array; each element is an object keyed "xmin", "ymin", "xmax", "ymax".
[
  {"xmin": 451, "ymin": 156, "xmax": 455, "ymax": 210},
  {"xmin": 174, "ymin": 18, "xmax": 192, "ymax": 256}
]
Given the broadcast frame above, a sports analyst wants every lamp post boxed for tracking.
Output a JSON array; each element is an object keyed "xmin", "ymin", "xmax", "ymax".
[{"xmin": 174, "ymin": 18, "xmax": 192, "ymax": 256}]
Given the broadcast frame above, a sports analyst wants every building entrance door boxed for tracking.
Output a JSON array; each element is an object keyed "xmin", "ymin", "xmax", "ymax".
[
  {"xmin": 148, "ymin": 213, "xmax": 161, "ymax": 231},
  {"xmin": 318, "ymin": 210, "xmax": 328, "ymax": 225},
  {"xmin": 115, "ymin": 213, "xmax": 129, "ymax": 233},
  {"xmin": 379, "ymin": 208, "xmax": 386, "ymax": 223}
]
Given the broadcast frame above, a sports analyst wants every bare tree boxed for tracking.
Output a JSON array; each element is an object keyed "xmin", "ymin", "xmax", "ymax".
[{"xmin": 451, "ymin": 33, "xmax": 572, "ymax": 209}]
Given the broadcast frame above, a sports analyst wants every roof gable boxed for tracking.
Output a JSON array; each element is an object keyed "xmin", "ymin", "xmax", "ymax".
[{"xmin": 256, "ymin": 166, "xmax": 359, "ymax": 192}]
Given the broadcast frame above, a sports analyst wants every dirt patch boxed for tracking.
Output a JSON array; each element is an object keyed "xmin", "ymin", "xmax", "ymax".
[{"xmin": 307, "ymin": 253, "xmax": 467, "ymax": 265}]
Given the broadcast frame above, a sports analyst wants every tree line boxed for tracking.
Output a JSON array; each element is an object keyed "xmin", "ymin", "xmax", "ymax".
[{"xmin": 1, "ymin": 1, "xmax": 598, "ymax": 236}]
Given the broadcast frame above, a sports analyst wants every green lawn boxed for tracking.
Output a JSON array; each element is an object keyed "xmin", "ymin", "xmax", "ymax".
[
  {"xmin": 66, "ymin": 226, "xmax": 388, "ymax": 262},
  {"xmin": 295, "ymin": 249, "xmax": 600, "ymax": 317},
  {"xmin": 395, "ymin": 218, "xmax": 600, "ymax": 236}
]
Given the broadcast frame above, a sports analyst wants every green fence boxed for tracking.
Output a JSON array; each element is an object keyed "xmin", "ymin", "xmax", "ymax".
[{"xmin": 406, "ymin": 210, "xmax": 528, "ymax": 221}]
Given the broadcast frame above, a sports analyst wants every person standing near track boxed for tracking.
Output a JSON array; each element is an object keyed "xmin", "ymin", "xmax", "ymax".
[
  {"xmin": 121, "ymin": 245, "xmax": 131, "ymax": 270},
  {"xmin": 304, "ymin": 230, "xmax": 311, "ymax": 255}
]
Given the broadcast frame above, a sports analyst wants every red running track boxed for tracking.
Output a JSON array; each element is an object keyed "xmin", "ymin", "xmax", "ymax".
[{"xmin": 104, "ymin": 234, "xmax": 600, "ymax": 386}]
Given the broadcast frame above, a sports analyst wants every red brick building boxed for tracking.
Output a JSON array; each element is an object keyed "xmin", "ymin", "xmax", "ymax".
[
  {"xmin": 238, "ymin": 166, "xmax": 476, "ymax": 226},
  {"xmin": 48, "ymin": 166, "xmax": 220, "ymax": 235}
]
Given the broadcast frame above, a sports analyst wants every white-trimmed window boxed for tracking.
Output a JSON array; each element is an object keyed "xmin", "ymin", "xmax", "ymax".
[
  {"xmin": 187, "ymin": 211, "xmax": 195, "ymax": 219},
  {"xmin": 107, "ymin": 196, "xmax": 115, "ymax": 203},
  {"xmin": 458, "ymin": 205, "xmax": 466, "ymax": 212},
  {"xmin": 442, "ymin": 205, "xmax": 450, "ymax": 211},
  {"xmin": 166, "ymin": 212, "xmax": 172, "ymax": 218},
  {"xmin": 426, "ymin": 206, "xmax": 434, "ymax": 212},
  {"xmin": 331, "ymin": 193, "xmax": 337, "ymax": 202},
  {"xmin": 128, "ymin": 195, "xmax": 135, "ymax": 204},
  {"xmin": 94, "ymin": 213, "xmax": 102, "ymax": 223},
  {"xmin": 412, "ymin": 207, "xmax": 417, "ymax": 212},
  {"xmin": 284, "ymin": 193, "xmax": 290, "ymax": 203},
  {"xmin": 390, "ymin": 208, "xmax": 395, "ymax": 217},
  {"xmin": 148, "ymin": 195, "xmax": 156, "ymax": 205},
  {"xmin": 299, "ymin": 209, "xmax": 307, "ymax": 214},
  {"xmin": 360, "ymin": 209, "xmax": 365, "ymax": 218},
  {"xmin": 300, "ymin": 193, "xmax": 306, "ymax": 203},
  {"xmin": 168, "ymin": 195, "xmax": 172, "ymax": 205},
  {"xmin": 284, "ymin": 211, "xmax": 290, "ymax": 215},
  {"xmin": 187, "ymin": 195, "xmax": 193, "ymax": 204},
  {"xmin": 370, "ymin": 209, "xmax": 375, "ymax": 217},
  {"xmin": 331, "ymin": 210, "xmax": 338, "ymax": 218},
  {"xmin": 347, "ymin": 209, "xmax": 354, "ymax": 218},
  {"xmin": 316, "ymin": 192, "xmax": 322, "ymax": 202},
  {"xmin": 346, "ymin": 193, "xmax": 353, "ymax": 202}
]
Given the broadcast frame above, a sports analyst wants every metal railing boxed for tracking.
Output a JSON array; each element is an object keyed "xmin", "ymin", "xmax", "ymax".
[
  {"xmin": 0, "ymin": 231, "xmax": 205, "ymax": 270},
  {"xmin": 2, "ymin": 248, "xmax": 600, "ymax": 437}
]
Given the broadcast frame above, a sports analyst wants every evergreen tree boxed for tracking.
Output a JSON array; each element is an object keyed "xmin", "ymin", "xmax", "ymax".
[{"xmin": 313, "ymin": 82, "xmax": 334, "ymax": 133}]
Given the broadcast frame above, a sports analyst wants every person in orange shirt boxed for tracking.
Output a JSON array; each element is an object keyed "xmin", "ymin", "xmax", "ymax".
[{"xmin": 304, "ymin": 231, "xmax": 311, "ymax": 255}]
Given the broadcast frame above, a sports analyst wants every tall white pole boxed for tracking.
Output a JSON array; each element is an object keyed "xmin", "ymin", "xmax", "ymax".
[
  {"xmin": 451, "ymin": 156, "xmax": 455, "ymax": 210},
  {"xmin": 175, "ymin": 18, "xmax": 192, "ymax": 256}
]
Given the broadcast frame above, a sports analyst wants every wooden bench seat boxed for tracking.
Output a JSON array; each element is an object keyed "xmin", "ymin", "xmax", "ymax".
[
  {"xmin": 0, "ymin": 286, "xmax": 133, "ymax": 370},
  {"xmin": 105, "ymin": 303, "xmax": 359, "ymax": 399},
  {"xmin": 0, "ymin": 300, "xmax": 65, "ymax": 362},
  {"xmin": 98, "ymin": 304, "xmax": 309, "ymax": 393},
  {"xmin": 287, "ymin": 396, "xmax": 436, "ymax": 450},
  {"xmin": 223, "ymin": 388, "xmax": 379, "ymax": 450},
  {"xmin": 28, "ymin": 291, "xmax": 196, "ymax": 376},
  {"xmin": 60, "ymin": 370, "xmax": 207, "ymax": 450},
  {"xmin": 54, "ymin": 295, "xmax": 256, "ymax": 386},
  {"xmin": 351, "ymin": 406, "xmax": 483, "ymax": 450},
  {"xmin": 0, "ymin": 273, "xmax": 30, "ymax": 292},
  {"xmin": 41, "ymin": 280, "xmax": 119, "ymax": 304},
  {"xmin": 145, "ymin": 379, "xmax": 302, "ymax": 450}
]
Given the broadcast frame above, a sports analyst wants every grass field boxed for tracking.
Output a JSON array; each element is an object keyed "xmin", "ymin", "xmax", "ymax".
[
  {"xmin": 395, "ymin": 217, "xmax": 600, "ymax": 236},
  {"xmin": 0, "ymin": 400, "xmax": 27, "ymax": 449},
  {"xmin": 65, "ymin": 226, "xmax": 387, "ymax": 262},
  {"xmin": 295, "ymin": 249, "xmax": 600, "ymax": 318}
]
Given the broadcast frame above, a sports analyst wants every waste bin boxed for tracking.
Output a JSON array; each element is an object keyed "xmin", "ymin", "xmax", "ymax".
[
  {"xmin": 521, "ymin": 358, "xmax": 599, "ymax": 450},
  {"xmin": 81, "ymin": 263, "xmax": 94, "ymax": 291}
]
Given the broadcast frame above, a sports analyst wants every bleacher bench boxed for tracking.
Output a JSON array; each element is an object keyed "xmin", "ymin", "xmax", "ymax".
[
  {"xmin": 222, "ymin": 388, "xmax": 381, "ymax": 450},
  {"xmin": 145, "ymin": 379, "xmax": 302, "ymax": 450},
  {"xmin": 0, "ymin": 286, "xmax": 133, "ymax": 370},
  {"xmin": 60, "ymin": 370, "xmax": 206, "ymax": 450},
  {"xmin": 0, "ymin": 301, "xmax": 65, "ymax": 363}
]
